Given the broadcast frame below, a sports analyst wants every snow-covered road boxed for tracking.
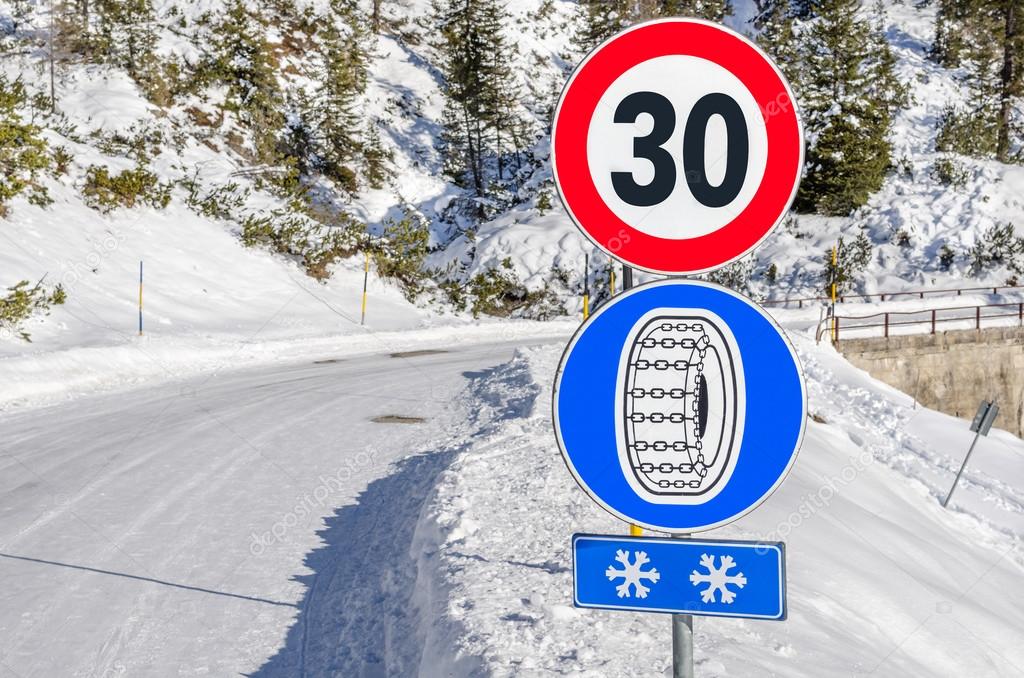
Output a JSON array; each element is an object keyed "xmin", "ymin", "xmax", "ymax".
[{"xmin": 0, "ymin": 341, "xmax": 532, "ymax": 677}]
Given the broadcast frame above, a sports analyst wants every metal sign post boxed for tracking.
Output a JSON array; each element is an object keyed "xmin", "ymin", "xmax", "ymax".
[
  {"xmin": 942, "ymin": 400, "xmax": 999, "ymax": 507},
  {"xmin": 672, "ymin": 533, "xmax": 694, "ymax": 678}
]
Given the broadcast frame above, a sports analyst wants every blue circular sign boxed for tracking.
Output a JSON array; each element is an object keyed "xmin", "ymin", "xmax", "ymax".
[{"xmin": 553, "ymin": 279, "xmax": 806, "ymax": 533}]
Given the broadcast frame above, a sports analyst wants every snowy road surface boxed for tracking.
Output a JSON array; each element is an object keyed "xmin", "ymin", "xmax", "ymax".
[{"xmin": 0, "ymin": 341, "xmax": 532, "ymax": 677}]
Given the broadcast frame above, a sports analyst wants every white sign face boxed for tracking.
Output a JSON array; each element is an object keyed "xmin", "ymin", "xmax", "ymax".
[
  {"xmin": 615, "ymin": 307, "xmax": 745, "ymax": 505},
  {"xmin": 588, "ymin": 56, "xmax": 770, "ymax": 240}
]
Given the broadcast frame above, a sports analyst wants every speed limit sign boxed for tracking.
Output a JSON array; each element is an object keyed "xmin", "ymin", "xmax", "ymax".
[{"xmin": 552, "ymin": 19, "xmax": 804, "ymax": 275}]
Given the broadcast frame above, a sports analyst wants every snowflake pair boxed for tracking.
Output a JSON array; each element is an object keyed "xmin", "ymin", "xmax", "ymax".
[{"xmin": 606, "ymin": 550, "xmax": 747, "ymax": 603}]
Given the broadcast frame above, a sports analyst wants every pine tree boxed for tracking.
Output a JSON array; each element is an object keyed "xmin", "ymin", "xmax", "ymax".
[
  {"xmin": 93, "ymin": 0, "xmax": 158, "ymax": 76},
  {"xmin": 659, "ymin": 0, "xmax": 732, "ymax": 22},
  {"xmin": 933, "ymin": 0, "xmax": 1022, "ymax": 163},
  {"xmin": 436, "ymin": 0, "xmax": 527, "ymax": 206},
  {"xmin": 933, "ymin": 0, "xmax": 975, "ymax": 67},
  {"xmin": 993, "ymin": 0, "xmax": 1021, "ymax": 162},
  {"xmin": 574, "ymin": 1, "xmax": 632, "ymax": 52},
  {"xmin": 753, "ymin": 0, "xmax": 801, "ymax": 91},
  {"xmin": 308, "ymin": 0, "xmax": 371, "ymax": 187},
  {"xmin": 794, "ymin": 0, "xmax": 905, "ymax": 215},
  {"xmin": 210, "ymin": 0, "xmax": 284, "ymax": 163}
]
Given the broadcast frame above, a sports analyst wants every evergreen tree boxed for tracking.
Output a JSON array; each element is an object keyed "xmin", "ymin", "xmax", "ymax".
[
  {"xmin": 306, "ymin": 0, "xmax": 371, "ymax": 187},
  {"xmin": 93, "ymin": 0, "xmax": 158, "ymax": 76},
  {"xmin": 659, "ymin": 0, "xmax": 732, "ymax": 22},
  {"xmin": 210, "ymin": 0, "xmax": 284, "ymax": 163},
  {"xmin": 794, "ymin": 0, "xmax": 905, "ymax": 215},
  {"xmin": 753, "ymin": 0, "xmax": 801, "ymax": 91},
  {"xmin": 574, "ymin": 1, "xmax": 632, "ymax": 52},
  {"xmin": 436, "ymin": 0, "xmax": 527, "ymax": 206},
  {"xmin": 933, "ymin": 0, "xmax": 1022, "ymax": 163}
]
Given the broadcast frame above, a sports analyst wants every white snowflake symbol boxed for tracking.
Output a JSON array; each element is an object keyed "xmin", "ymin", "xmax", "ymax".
[
  {"xmin": 605, "ymin": 549, "xmax": 661, "ymax": 598},
  {"xmin": 689, "ymin": 553, "xmax": 747, "ymax": 604}
]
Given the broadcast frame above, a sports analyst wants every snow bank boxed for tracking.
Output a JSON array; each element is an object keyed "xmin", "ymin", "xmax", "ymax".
[{"xmin": 416, "ymin": 337, "xmax": 1024, "ymax": 676}]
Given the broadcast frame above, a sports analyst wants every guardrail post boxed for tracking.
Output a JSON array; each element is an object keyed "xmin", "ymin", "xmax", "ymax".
[
  {"xmin": 976, "ymin": 306, "xmax": 981, "ymax": 330},
  {"xmin": 931, "ymin": 309, "xmax": 936, "ymax": 334},
  {"xmin": 884, "ymin": 313, "xmax": 889, "ymax": 338}
]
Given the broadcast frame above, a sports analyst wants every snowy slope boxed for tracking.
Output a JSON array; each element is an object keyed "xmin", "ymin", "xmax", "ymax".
[
  {"xmin": 413, "ymin": 328, "xmax": 1024, "ymax": 677},
  {"xmin": 2, "ymin": 0, "xmax": 1023, "ymax": 365}
]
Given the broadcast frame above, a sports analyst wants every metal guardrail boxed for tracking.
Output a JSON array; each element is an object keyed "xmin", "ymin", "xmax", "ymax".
[
  {"xmin": 817, "ymin": 301, "xmax": 1024, "ymax": 342},
  {"xmin": 766, "ymin": 284, "xmax": 1024, "ymax": 309}
]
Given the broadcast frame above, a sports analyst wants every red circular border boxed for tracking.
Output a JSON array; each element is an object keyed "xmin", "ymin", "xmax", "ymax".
[{"xmin": 552, "ymin": 20, "xmax": 803, "ymax": 275}]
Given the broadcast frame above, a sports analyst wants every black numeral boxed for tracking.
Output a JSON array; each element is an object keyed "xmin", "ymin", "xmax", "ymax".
[
  {"xmin": 611, "ymin": 92, "xmax": 749, "ymax": 210},
  {"xmin": 612, "ymin": 92, "xmax": 677, "ymax": 207},
  {"xmin": 683, "ymin": 93, "xmax": 748, "ymax": 208}
]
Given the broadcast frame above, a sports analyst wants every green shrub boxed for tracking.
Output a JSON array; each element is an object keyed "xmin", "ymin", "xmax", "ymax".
[
  {"xmin": 82, "ymin": 165, "xmax": 172, "ymax": 213},
  {"xmin": 930, "ymin": 156, "xmax": 969, "ymax": 188},
  {"xmin": 939, "ymin": 245, "xmax": 956, "ymax": 270},
  {"xmin": 241, "ymin": 209, "xmax": 366, "ymax": 280},
  {"xmin": 0, "ymin": 279, "xmax": 66, "ymax": 342},
  {"xmin": 180, "ymin": 173, "xmax": 250, "ymax": 221},
  {"xmin": 706, "ymin": 259, "xmax": 753, "ymax": 293},
  {"xmin": 823, "ymin": 233, "xmax": 873, "ymax": 294},
  {"xmin": 372, "ymin": 212, "xmax": 431, "ymax": 300},
  {"xmin": 536, "ymin": 187, "xmax": 554, "ymax": 214},
  {"xmin": 448, "ymin": 258, "xmax": 565, "ymax": 319},
  {"xmin": 0, "ymin": 75, "xmax": 51, "ymax": 217},
  {"xmin": 935, "ymin": 105, "xmax": 998, "ymax": 158},
  {"xmin": 970, "ymin": 223, "xmax": 1023, "ymax": 275}
]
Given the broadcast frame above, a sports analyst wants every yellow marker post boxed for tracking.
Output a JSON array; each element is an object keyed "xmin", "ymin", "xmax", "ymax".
[
  {"xmin": 138, "ymin": 260, "xmax": 143, "ymax": 336},
  {"xmin": 610, "ymin": 267, "xmax": 616, "ymax": 297},
  {"xmin": 361, "ymin": 252, "xmax": 370, "ymax": 326},
  {"xmin": 630, "ymin": 524, "xmax": 643, "ymax": 537},
  {"xmin": 583, "ymin": 253, "xmax": 590, "ymax": 319},
  {"xmin": 831, "ymin": 245, "xmax": 838, "ymax": 342}
]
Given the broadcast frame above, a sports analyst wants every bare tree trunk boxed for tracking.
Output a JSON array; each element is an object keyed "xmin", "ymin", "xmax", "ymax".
[
  {"xmin": 997, "ymin": 0, "xmax": 1018, "ymax": 162},
  {"xmin": 372, "ymin": 0, "xmax": 382, "ymax": 33}
]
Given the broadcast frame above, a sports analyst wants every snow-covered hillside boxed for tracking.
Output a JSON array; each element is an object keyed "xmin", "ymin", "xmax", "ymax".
[{"xmin": 2, "ymin": 0, "xmax": 1023, "ymax": 363}]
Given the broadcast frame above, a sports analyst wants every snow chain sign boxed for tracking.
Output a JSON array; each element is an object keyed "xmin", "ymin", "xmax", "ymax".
[
  {"xmin": 551, "ymin": 18, "xmax": 804, "ymax": 275},
  {"xmin": 554, "ymin": 280, "xmax": 806, "ymax": 533},
  {"xmin": 550, "ymin": 18, "xmax": 808, "ymax": 649}
]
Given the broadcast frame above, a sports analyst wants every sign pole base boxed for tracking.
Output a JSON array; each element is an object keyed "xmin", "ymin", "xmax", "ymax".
[
  {"xmin": 672, "ymin": 532, "xmax": 693, "ymax": 678},
  {"xmin": 672, "ymin": 612, "xmax": 694, "ymax": 678}
]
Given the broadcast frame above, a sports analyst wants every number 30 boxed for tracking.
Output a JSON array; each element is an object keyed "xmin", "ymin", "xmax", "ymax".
[{"xmin": 611, "ymin": 91, "xmax": 749, "ymax": 209}]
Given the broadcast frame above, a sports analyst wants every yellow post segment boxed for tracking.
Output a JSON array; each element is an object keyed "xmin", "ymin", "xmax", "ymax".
[
  {"xmin": 583, "ymin": 294, "xmax": 590, "ymax": 319},
  {"xmin": 361, "ymin": 252, "xmax": 369, "ymax": 326},
  {"xmin": 831, "ymin": 245, "xmax": 838, "ymax": 342},
  {"xmin": 610, "ymin": 268, "xmax": 616, "ymax": 297},
  {"xmin": 630, "ymin": 524, "xmax": 643, "ymax": 537}
]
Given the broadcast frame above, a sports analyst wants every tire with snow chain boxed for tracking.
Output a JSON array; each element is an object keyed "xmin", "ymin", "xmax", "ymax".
[{"xmin": 615, "ymin": 308, "xmax": 745, "ymax": 505}]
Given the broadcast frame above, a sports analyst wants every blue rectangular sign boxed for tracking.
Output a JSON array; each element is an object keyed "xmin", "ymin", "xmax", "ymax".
[{"xmin": 573, "ymin": 534, "xmax": 786, "ymax": 620}]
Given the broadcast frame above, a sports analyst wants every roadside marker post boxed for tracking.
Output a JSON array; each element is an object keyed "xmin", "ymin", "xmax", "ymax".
[
  {"xmin": 138, "ymin": 260, "xmax": 143, "ymax": 336},
  {"xmin": 943, "ymin": 400, "xmax": 999, "ymax": 508},
  {"xmin": 361, "ymin": 252, "xmax": 370, "ymax": 326},
  {"xmin": 550, "ymin": 18, "xmax": 805, "ymax": 676},
  {"xmin": 583, "ymin": 253, "xmax": 590, "ymax": 319}
]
